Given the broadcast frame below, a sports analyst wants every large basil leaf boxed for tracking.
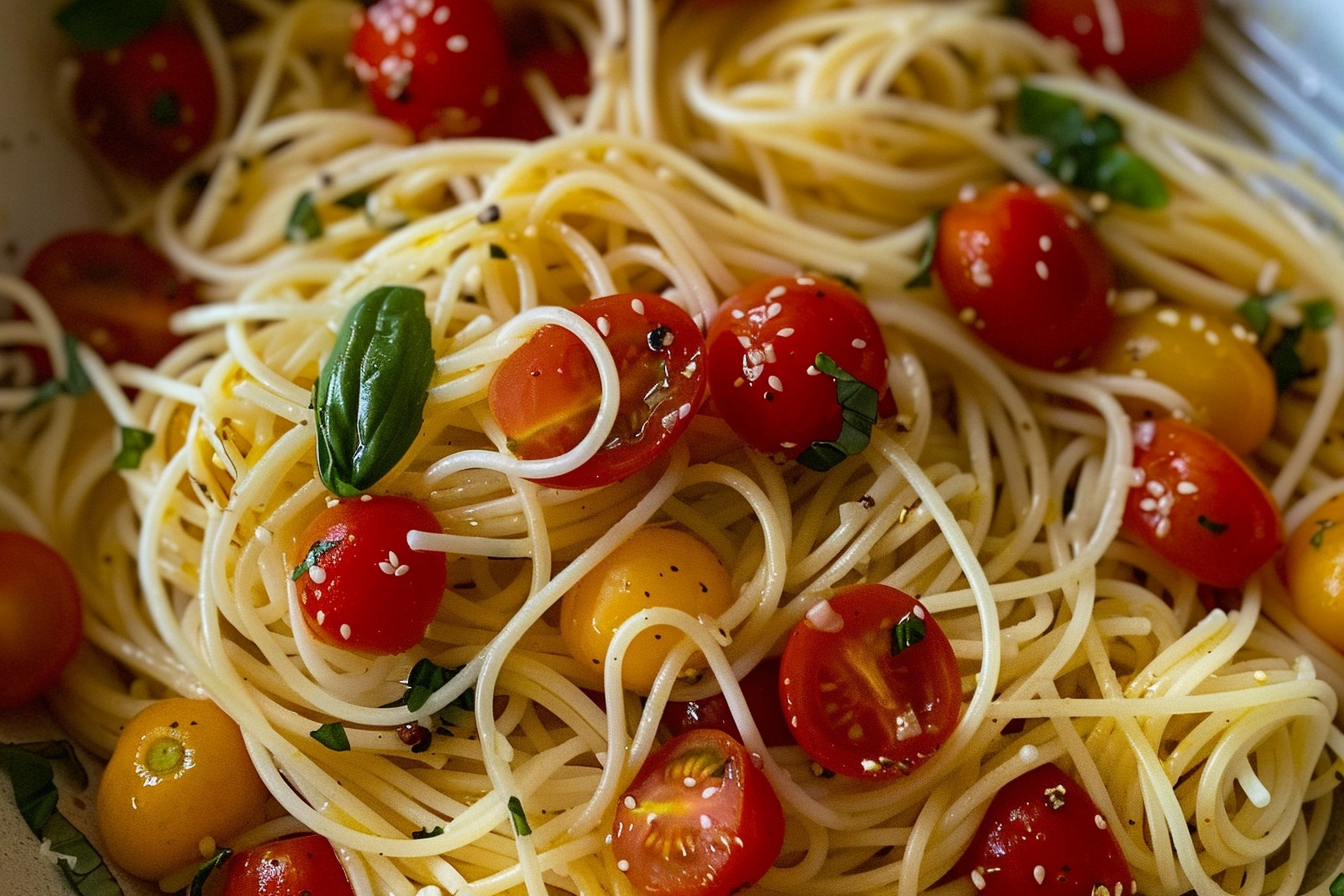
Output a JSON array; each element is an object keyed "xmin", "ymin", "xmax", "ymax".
[{"xmin": 314, "ymin": 286, "xmax": 435, "ymax": 496}]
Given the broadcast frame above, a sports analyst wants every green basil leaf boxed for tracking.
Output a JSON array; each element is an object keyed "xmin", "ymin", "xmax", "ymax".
[
  {"xmin": 291, "ymin": 538, "xmax": 341, "ymax": 581},
  {"xmin": 188, "ymin": 849, "xmax": 232, "ymax": 896},
  {"xmin": 1237, "ymin": 294, "xmax": 1275, "ymax": 339},
  {"xmin": 22, "ymin": 335, "xmax": 92, "ymax": 413},
  {"xmin": 399, "ymin": 659, "xmax": 474, "ymax": 714},
  {"xmin": 314, "ymin": 286, "xmax": 435, "ymax": 496},
  {"xmin": 0, "ymin": 742, "xmax": 123, "ymax": 896},
  {"xmin": 54, "ymin": 0, "xmax": 167, "ymax": 50},
  {"xmin": 795, "ymin": 353, "xmax": 880, "ymax": 472},
  {"xmin": 1303, "ymin": 298, "xmax": 1336, "ymax": 331},
  {"xmin": 113, "ymin": 426, "xmax": 155, "ymax": 470},
  {"xmin": 1018, "ymin": 85, "xmax": 1088, "ymax": 149},
  {"xmin": 335, "ymin": 189, "xmax": 371, "ymax": 210},
  {"xmin": 903, "ymin": 210, "xmax": 941, "ymax": 289},
  {"xmin": 507, "ymin": 796, "xmax": 532, "ymax": 836},
  {"xmin": 286, "ymin": 191, "xmax": 323, "ymax": 243},
  {"xmin": 890, "ymin": 613, "xmax": 926, "ymax": 655},
  {"xmin": 310, "ymin": 722, "xmax": 351, "ymax": 752},
  {"xmin": 1092, "ymin": 146, "xmax": 1169, "ymax": 209}
]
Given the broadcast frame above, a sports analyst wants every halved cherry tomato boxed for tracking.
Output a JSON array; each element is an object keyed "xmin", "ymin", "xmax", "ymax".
[
  {"xmin": 216, "ymin": 834, "xmax": 354, "ymax": 896},
  {"xmin": 22, "ymin": 231, "xmax": 198, "ymax": 369},
  {"xmin": 612, "ymin": 729, "xmax": 784, "ymax": 896},
  {"xmin": 291, "ymin": 496, "xmax": 448, "ymax": 654},
  {"xmin": 493, "ymin": 44, "xmax": 591, "ymax": 141},
  {"xmin": 1284, "ymin": 491, "xmax": 1344, "ymax": 652},
  {"xmin": 661, "ymin": 656, "xmax": 795, "ymax": 748},
  {"xmin": 72, "ymin": 21, "xmax": 219, "ymax": 181},
  {"xmin": 560, "ymin": 527, "xmax": 734, "ymax": 694},
  {"xmin": 778, "ymin": 584, "xmax": 961, "ymax": 778},
  {"xmin": 488, "ymin": 293, "xmax": 706, "ymax": 490},
  {"xmin": 1023, "ymin": 0, "xmax": 1204, "ymax": 86},
  {"xmin": 934, "ymin": 183, "xmax": 1115, "ymax": 370},
  {"xmin": 349, "ymin": 0, "xmax": 509, "ymax": 140},
  {"xmin": 706, "ymin": 274, "xmax": 890, "ymax": 469},
  {"xmin": 1124, "ymin": 417, "xmax": 1282, "ymax": 588},
  {"xmin": 0, "ymin": 532, "xmax": 82, "ymax": 710},
  {"xmin": 97, "ymin": 697, "xmax": 269, "ymax": 880},
  {"xmin": 954, "ymin": 762, "xmax": 1134, "ymax": 896},
  {"xmin": 1094, "ymin": 302, "xmax": 1276, "ymax": 455}
]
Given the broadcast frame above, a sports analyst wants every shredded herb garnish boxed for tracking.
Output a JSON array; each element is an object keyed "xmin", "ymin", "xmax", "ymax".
[
  {"xmin": 188, "ymin": 849, "xmax": 232, "ymax": 896},
  {"xmin": 286, "ymin": 191, "xmax": 323, "ymax": 243},
  {"xmin": 24, "ymin": 335, "xmax": 93, "ymax": 413},
  {"xmin": 1311, "ymin": 519, "xmax": 1336, "ymax": 549},
  {"xmin": 399, "ymin": 658, "xmax": 475, "ymax": 715},
  {"xmin": 489, "ymin": 243, "xmax": 509, "ymax": 259},
  {"xmin": 334, "ymin": 189, "xmax": 371, "ymax": 210},
  {"xmin": 113, "ymin": 426, "xmax": 155, "ymax": 471},
  {"xmin": 890, "ymin": 613, "xmax": 927, "ymax": 655},
  {"xmin": 507, "ymin": 796, "xmax": 532, "ymax": 836},
  {"xmin": 291, "ymin": 539, "xmax": 341, "ymax": 581},
  {"xmin": 412, "ymin": 826, "xmax": 445, "ymax": 840},
  {"xmin": 904, "ymin": 211, "xmax": 941, "ymax": 289},
  {"xmin": 795, "ymin": 353, "xmax": 880, "ymax": 472},
  {"xmin": 1197, "ymin": 515, "xmax": 1230, "ymax": 535},
  {"xmin": 310, "ymin": 722, "xmax": 351, "ymax": 752}
]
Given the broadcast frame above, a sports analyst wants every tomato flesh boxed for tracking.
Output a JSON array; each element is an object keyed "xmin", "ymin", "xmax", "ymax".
[
  {"xmin": 488, "ymin": 292, "xmax": 706, "ymax": 489},
  {"xmin": 955, "ymin": 762, "xmax": 1134, "ymax": 896},
  {"xmin": 934, "ymin": 183, "xmax": 1115, "ymax": 370},
  {"xmin": 22, "ymin": 231, "xmax": 198, "ymax": 369},
  {"xmin": 217, "ymin": 834, "xmax": 354, "ymax": 896},
  {"xmin": 706, "ymin": 274, "xmax": 890, "ymax": 466},
  {"xmin": 1124, "ymin": 417, "xmax": 1282, "ymax": 587},
  {"xmin": 779, "ymin": 584, "xmax": 961, "ymax": 778},
  {"xmin": 662, "ymin": 656, "xmax": 795, "ymax": 748},
  {"xmin": 613, "ymin": 729, "xmax": 784, "ymax": 896},
  {"xmin": 1023, "ymin": 0, "xmax": 1204, "ymax": 86},
  {"xmin": 0, "ymin": 532, "xmax": 82, "ymax": 709},
  {"xmin": 292, "ymin": 496, "xmax": 448, "ymax": 654}
]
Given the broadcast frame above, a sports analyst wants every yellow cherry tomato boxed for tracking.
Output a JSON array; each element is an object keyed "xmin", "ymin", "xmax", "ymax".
[
  {"xmin": 1285, "ymin": 492, "xmax": 1344, "ymax": 653},
  {"xmin": 1095, "ymin": 302, "xmax": 1275, "ymax": 455},
  {"xmin": 560, "ymin": 527, "xmax": 735, "ymax": 694},
  {"xmin": 96, "ymin": 697, "xmax": 269, "ymax": 880}
]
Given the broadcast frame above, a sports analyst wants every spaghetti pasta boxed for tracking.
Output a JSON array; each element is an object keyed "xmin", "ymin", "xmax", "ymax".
[{"xmin": 4, "ymin": 0, "xmax": 1344, "ymax": 895}]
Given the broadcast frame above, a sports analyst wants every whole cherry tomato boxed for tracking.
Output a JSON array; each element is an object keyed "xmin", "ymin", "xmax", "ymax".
[
  {"xmin": 291, "ymin": 496, "xmax": 448, "ymax": 654},
  {"xmin": 778, "ymin": 584, "xmax": 961, "ymax": 779},
  {"xmin": 954, "ymin": 762, "xmax": 1134, "ymax": 896},
  {"xmin": 1283, "ymin": 491, "xmax": 1344, "ymax": 652},
  {"xmin": 1124, "ymin": 417, "xmax": 1282, "ymax": 587},
  {"xmin": 216, "ymin": 834, "xmax": 354, "ymax": 896},
  {"xmin": 71, "ymin": 21, "xmax": 219, "ymax": 180},
  {"xmin": 612, "ymin": 729, "xmax": 784, "ymax": 896},
  {"xmin": 934, "ymin": 182, "xmax": 1116, "ymax": 371},
  {"xmin": 488, "ymin": 292, "xmax": 706, "ymax": 489},
  {"xmin": 349, "ymin": 0, "xmax": 510, "ymax": 140},
  {"xmin": 662, "ymin": 656, "xmax": 795, "ymax": 748},
  {"xmin": 706, "ymin": 274, "xmax": 890, "ymax": 469},
  {"xmin": 0, "ymin": 532, "xmax": 82, "ymax": 710},
  {"xmin": 1023, "ymin": 0, "xmax": 1204, "ymax": 86},
  {"xmin": 96, "ymin": 697, "xmax": 269, "ymax": 880},
  {"xmin": 22, "ymin": 231, "xmax": 198, "ymax": 368}
]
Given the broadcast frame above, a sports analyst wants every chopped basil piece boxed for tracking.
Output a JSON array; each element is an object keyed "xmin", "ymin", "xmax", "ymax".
[
  {"xmin": 1330, "ymin": 873, "xmax": 1344, "ymax": 896},
  {"xmin": 489, "ymin": 244, "xmax": 509, "ymax": 259},
  {"xmin": 1266, "ymin": 326, "xmax": 1308, "ymax": 393},
  {"xmin": 399, "ymin": 658, "xmax": 474, "ymax": 715},
  {"xmin": 0, "ymin": 741, "xmax": 123, "ymax": 896},
  {"xmin": 1310, "ymin": 519, "xmax": 1336, "ymax": 549},
  {"xmin": 310, "ymin": 722, "xmax": 351, "ymax": 752},
  {"xmin": 1197, "ymin": 515, "xmax": 1229, "ymax": 535},
  {"xmin": 313, "ymin": 286, "xmax": 435, "ymax": 496},
  {"xmin": 148, "ymin": 89, "xmax": 181, "ymax": 126},
  {"xmin": 291, "ymin": 539, "xmax": 341, "ymax": 581},
  {"xmin": 412, "ymin": 825, "xmax": 445, "ymax": 839},
  {"xmin": 113, "ymin": 426, "xmax": 155, "ymax": 470},
  {"xmin": 904, "ymin": 211, "xmax": 941, "ymax": 289},
  {"xmin": 1237, "ymin": 292, "xmax": 1280, "ymax": 339},
  {"xmin": 54, "ymin": 0, "xmax": 166, "ymax": 50},
  {"xmin": 890, "ymin": 613, "xmax": 926, "ymax": 655},
  {"xmin": 286, "ymin": 191, "xmax": 323, "ymax": 243},
  {"xmin": 23, "ymin": 335, "xmax": 93, "ymax": 413},
  {"xmin": 1303, "ymin": 298, "xmax": 1336, "ymax": 331},
  {"xmin": 188, "ymin": 849, "xmax": 232, "ymax": 896},
  {"xmin": 795, "ymin": 353, "xmax": 880, "ymax": 472},
  {"xmin": 334, "ymin": 189, "xmax": 372, "ymax": 210},
  {"xmin": 507, "ymin": 796, "xmax": 532, "ymax": 836}
]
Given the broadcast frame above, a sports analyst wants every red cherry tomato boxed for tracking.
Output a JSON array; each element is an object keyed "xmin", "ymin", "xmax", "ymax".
[
  {"xmin": 493, "ymin": 45, "xmax": 591, "ymax": 141},
  {"xmin": 291, "ymin": 496, "xmax": 448, "ymax": 654},
  {"xmin": 1124, "ymin": 417, "xmax": 1282, "ymax": 588},
  {"xmin": 349, "ymin": 0, "xmax": 509, "ymax": 140},
  {"xmin": 661, "ymin": 656, "xmax": 795, "ymax": 748},
  {"xmin": 612, "ymin": 729, "xmax": 784, "ymax": 896},
  {"xmin": 71, "ymin": 21, "xmax": 219, "ymax": 181},
  {"xmin": 0, "ymin": 532, "xmax": 82, "ymax": 709},
  {"xmin": 487, "ymin": 292, "xmax": 707, "ymax": 490},
  {"xmin": 954, "ymin": 763, "xmax": 1134, "ymax": 896},
  {"xmin": 706, "ymin": 274, "xmax": 890, "ymax": 468},
  {"xmin": 1024, "ymin": 0, "xmax": 1204, "ymax": 86},
  {"xmin": 22, "ymin": 231, "xmax": 198, "ymax": 369},
  {"xmin": 779, "ymin": 584, "xmax": 960, "ymax": 779},
  {"xmin": 934, "ymin": 183, "xmax": 1116, "ymax": 370},
  {"xmin": 216, "ymin": 834, "xmax": 354, "ymax": 896}
]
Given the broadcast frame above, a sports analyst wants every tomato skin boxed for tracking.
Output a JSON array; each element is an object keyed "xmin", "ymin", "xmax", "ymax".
[
  {"xmin": 613, "ymin": 729, "xmax": 784, "ymax": 896},
  {"xmin": 292, "ymin": 496, "xmax": 448, "ymax": 655},
  {"xmin": 1024, "ymin": 0, "xmax": 1204, "ymax": 86},
  {"xmin": 72, "ymin": 22, "xmax": 218, "ymax": 180},
  {"xmin": 216, "ymin": 834, "xmax": 354, "ymax": 896},
  {"xmin": 706, "ymin": 274, "xmax": 889, "ymax": 463},
  {"xmin": 493, "ymin": 45, "xmax": 591, "ymax": 141},
  {"xmin": 560, "ymin": 527, "xmax": 735, "ymax": 694},
  {"xmin": 1094, "ymin": 303, "xmax": 1276, "ymax": 455},
  {"xmin": 349, "ymin": 0, "xmax": 509, "ymax": 140},
  {"xmin": 96, "ymin": 697, "xmax": 269, "ymax": 880},
  {"xmin": 1284, "ymin": 492, "xmax": 1344, "ymax": 652},
  {"xmin": 778, "ymin": 584, "xmax": 961, "ymax": 779},
  {"xmin": 662, "ymin": 656, "xmax": 795, "ymax": 748},
  {"xmin": 22, "ymin": 231, "xmax": 198, "ymax": 369},
  {"xmin": 0, "ymin": 532, "xmax": 82, "ymax": 710},
  {"xmin": 934, "ymin": 183, "xmax": 1116, "ymax": 371},
  {"xmin": 1124, "ymin": 417, "xmax": 1282, "ymax": 588},
  {"xmin": 955, "ymin": 763, "xmax": 1133, "ymax": 896},
  {"xmin": 488, "ymin": 293, "xmax": 707, "ymax": 490}
]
